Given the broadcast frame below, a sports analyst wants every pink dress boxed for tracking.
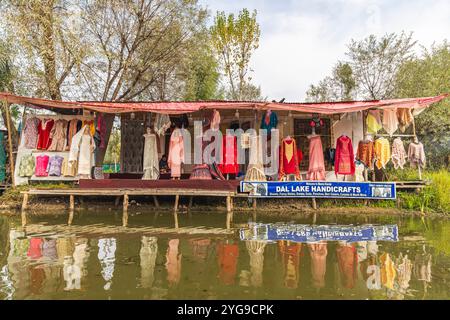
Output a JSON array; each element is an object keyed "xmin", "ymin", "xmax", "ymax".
[
  {"xmin": 168, "ymin": 128, "xmax": 184, "ymax": 178},
  {"xmin": 307, "ymin": 136, "xmax": 326, "ymax": 180},
  {"xmin": 35, "ymin": 155, "xmax": 50, "ymax": 177}
]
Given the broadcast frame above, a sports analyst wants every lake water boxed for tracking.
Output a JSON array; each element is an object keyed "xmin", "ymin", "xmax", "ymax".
[{"xmin": 0, "ymin": 211, "xmax": 449, "ymax": 300}]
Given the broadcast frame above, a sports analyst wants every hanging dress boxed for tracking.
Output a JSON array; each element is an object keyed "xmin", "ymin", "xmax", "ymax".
[
  {"xmin": 142, "ymin": 133, "xmax": 159, "ymax": 180},
  {"xmin": 374, "ymin": 138, "xmax": 391, "ymax": 169},
  {"xmin": 397, "ymin": 108, "xmax": 413, "ymax": 133},
  {"xmin": 35, "ymin": 155, "xmax": 50, "ymax": 177},
  {"xmin": 218, "ymin": 135, "xmax": 239, "ymax": 175},
  {"xmin": 168, "ymin": 128, "xmax": 184, "ymax": 178},
  {"xmin": 366, "ymin": 110, "xmax": 382, "ymax": 134},
  {"xmin": 382, "ymin": 109, "xmax": 399, "ymax": 137},
  {"xmin": 260, "ymin": 110, "xmax": 278, "ymax": 132},
  {"xmin": 48, "ymin": 119, "xmax": 68, "ymax": 151},
  {"xmin": 245, "ymin": 134, "xmax": 266, "ymax": 181},
  {"xmin": 279, "ymin": 137, "xmax": 301, "ymax": 180},
  {"xmin": 69, "ymin": 126, "xmax": 95, "ymax": 177},
  {"xmin": 47, "ymin": 155, "xmax": 64, "ymax": 176},
  {"xmin": 154, "ymin": 114, "xmax": 171, "ymax": 136},
  {"xmin": 66, "ymin": 119, "xmax": 82, "ymax": 151},
  {"xmin": 356, "ymin": 140, "xmax": 375, "ymax": 170},
  {"xmin": 18, "ymin": 154, "xmax": 35, "ymax": 177},
  {"xmin": 307, "ymin": 135, "xmax": 326, "ymax": 181},
  {"xmin": 334, "ymin": 135, "xmax": 355, "ymax": 176},
  {"xmin": 391, "ymin": 137, "xmax": 407, "ymax": 169},
  {"xmin": 408, "ymin": 142, "xmax": 426, "ymax": 169},
  {"xmin": 23, "ymin": 117, "xmax": 41, "ymax": 149},
  {"xmin": 37, "ymin": 119, "xmax": 55, "ymax": 150}
]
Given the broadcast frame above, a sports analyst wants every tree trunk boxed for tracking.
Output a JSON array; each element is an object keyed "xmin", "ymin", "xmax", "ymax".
[
  {"xmin": 95, "ymin": 113, "xmax": 115, "ymax": 166},
  {"xmin": 1, "ymin": 104, "xmax": 19, "ymax": 149}
]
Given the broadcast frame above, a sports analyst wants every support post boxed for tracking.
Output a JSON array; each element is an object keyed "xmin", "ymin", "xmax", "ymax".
[
  {"xmin": 3, "ymin": 100, "xmax": 15, "ymax": 187},
  {"xmin": 311, "ymin": 198, "xmax": 317, "ymax": 210},
  {"xmin": 153, "ymin": 195, "xmax": 160, "ymax": 208},
  {"xmin": 226, "ymin": 195, "xmax": 231, "ymax": 213},
  {"xmin": 411, "ymin": 116, "xmax": 422, "ymax": 180},
  {"xmin": 68, "ymin": 194, "xmax": 75, "ymax": 226},
  {"xmin": 21, "ymin": 192, "xmax": 28, "ymax": 226},
  {"xmin": 252, "ymin": 198, "xmax": 257, "ymax": 210},
  {"xmin": 226, "ymin": 211, "xmax": 232, "ymax": 230},
  {"xmin": 174, "ymin": 194, "xmax": 180, "ymax": 213},
  {"xmin": 122, "ymin": 194, "xmax": 129, "ymax": 227},
  {"xmin": 230, "ymin": 196, "xmax": 234, "ymax": 211}
]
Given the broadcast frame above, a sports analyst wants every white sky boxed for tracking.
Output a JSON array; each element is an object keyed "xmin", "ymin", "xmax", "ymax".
[{"xmin": 200, "ymin": 0, "xmax": 450, "ymax": 101}]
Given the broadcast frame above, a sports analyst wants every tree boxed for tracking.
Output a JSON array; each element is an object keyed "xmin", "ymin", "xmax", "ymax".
[
  {"xmin": 394, "ymin": 42, "xmax": 450, "ymax": 167},
  {"xmin": 210, "ymin": 8, "xmax": 261, "ymax": 100},
  {"xmin": 306, "ymin": 62, "xmax": 356, "ymax": 102},
  {"xmin": 347, "ymin": 32, "xmax": 416, "ymax": 99}
]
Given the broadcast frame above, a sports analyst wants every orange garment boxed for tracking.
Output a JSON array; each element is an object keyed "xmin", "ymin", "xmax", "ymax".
[
  {"xmin": 397, "ymin": 108, "xmax": 413, "ymax": 133},
  {"xmin": 380, "ymin": 253, "xmax": 396, "ymax": 290},
  {"xmin": 165, "ymin": 239, "xmax": 182, "ymax": 286},
  {"xmin": 279, "ymin": 241, "xmax": 302, "ymax": 289},
  {"xmin": 82, "ymin": 120, "xmax": 96, "ymax": 136},
  {"xmin": 217, "ymin": 243, "xmax": 239, "ymax": 285},
  {"xmin": 308, "ymin": 243, "xmax": 327, "ymax": 289},
  {"xmin": 336, "ymin": 244, "xmax": 357, "ymax": 289},
  {"xmin": 356, "ymin": 140, "xmax": 375, "ymax": 169}
]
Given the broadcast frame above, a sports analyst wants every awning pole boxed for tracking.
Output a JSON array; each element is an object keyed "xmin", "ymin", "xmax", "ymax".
[
  {"xmin": 411, "ymin": 115, "xmax": 422, "ymax": 180},
  {"xmin": 3, "ymin": 99, "xmax": 15, "ymax": 187}
]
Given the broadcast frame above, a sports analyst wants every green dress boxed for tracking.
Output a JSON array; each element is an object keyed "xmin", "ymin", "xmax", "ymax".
[{"xmin": 19, "ymin": 154, "xmax": 35, "ymax": 177}]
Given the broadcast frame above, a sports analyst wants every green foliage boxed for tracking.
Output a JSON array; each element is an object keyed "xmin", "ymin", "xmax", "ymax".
[
  {"xmin": 104, "ymin": 127, "xmax": 121, "ymax": 165},
  {"xmin": 210, "ymin": 8, "xmax": 261, "ymax": 100}
]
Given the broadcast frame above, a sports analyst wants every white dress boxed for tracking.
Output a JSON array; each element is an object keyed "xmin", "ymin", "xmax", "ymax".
[
  {"xmin": 78, "ymin": 134, "xmax": 94, "ymax": 175},
  {"xmin": 142, "ymin": 133, "xmax": 159, "ymax": 180}
]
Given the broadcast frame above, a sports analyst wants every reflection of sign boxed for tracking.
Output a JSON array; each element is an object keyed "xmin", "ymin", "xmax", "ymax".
[
  {"xmin": 240, "ymin": 181, "xmax": 396, "ymax": 199},
  {"xmin": 240, "ymin": 223, "xmax": 398, "ymax": 243}
]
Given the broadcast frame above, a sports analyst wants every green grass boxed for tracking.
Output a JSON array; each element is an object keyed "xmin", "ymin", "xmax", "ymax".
[{"xmin": 0, "ymin": 182, "xmax": 72, "ymax": 203}]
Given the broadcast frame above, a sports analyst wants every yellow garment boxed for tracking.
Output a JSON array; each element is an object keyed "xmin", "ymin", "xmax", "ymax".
[
  {"xmin": 285, "ymin": 141, "xmax": 294, "ymax": 163},
  {"xmin": 366, "ymin": 110, "xmax": 382, "ymax": 134},
  {"xmin": 374, "ymin": 138, "xmax": 391, "ymax": 169},
  {"xmin": 397, "ymin": 108, "xmax": 413, "ymax": 133},
  {"xmin": 380, "ymin": 253, "xmax": 397, "ymax": 290},
  {"xmin": 62, "ymin": 158, "xmax": 77, "ymax": 177},
  {"xmin": 82, "ymin": 121, "xmax": 96, "ymax": 136}
]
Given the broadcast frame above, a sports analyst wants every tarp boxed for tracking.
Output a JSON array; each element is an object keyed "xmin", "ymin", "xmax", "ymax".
[{"xmin": 0, "ymin": 91, "xmax": 447, "ymax": 115}]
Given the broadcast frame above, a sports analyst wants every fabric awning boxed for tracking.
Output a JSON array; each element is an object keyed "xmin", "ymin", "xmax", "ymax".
[{"xmin": 0, "ymin": 92, "xmax": 447, "ymax": 115}]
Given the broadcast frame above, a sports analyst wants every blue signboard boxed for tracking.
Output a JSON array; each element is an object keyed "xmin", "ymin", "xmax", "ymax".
[
  {"xmin": 240, "ymin": 181, "xmax": 396, "ymax": 200},
  {"xmin": 240, "ymin": 223, "xmax": 399, "ymax": 243}
]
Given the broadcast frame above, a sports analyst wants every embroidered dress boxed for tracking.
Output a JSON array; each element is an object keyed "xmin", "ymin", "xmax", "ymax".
[
  {"xmin": 366, "ymin": 110, "xmax": 382, "ymax": 134},
  {"xmin": 334, "ymin": 135, "xmax": 355, "ymax": 176},
  {"xmin": 397, "ymin": 108, "xmax": 413, "ymax": 133},
  {"xmin": 47, "ymin": 155, "xmax": 64, "ymax": 176},
  {"xmin": 78, "ymin": 134, "xmax": 95, "ymax": 175},
  {"xmin": 66, "ymin": 119, "xmax": 81, "ymax": 151},
  {"xmin": 218, "ymin": 135, "xmax": 239, "ymax": 175},
  {"xmin": 374, "ymin": 138, "xmax": 391, "ymax": 169},
  {"xmin": 279, "ymin": 137, "xmax": 301, "ymax": 180},
  {"xmin": 23, "ymin": 117, "xmax": 41, "ymax": 149},
  {"xmin": 307, "ymin": 135, "xmax": 326, "ymax": 181},
  {"xmin": 35, "ymin": 155, "xmax": 50, "ymax": 177},
  {"xmin": 37, "ymin": 119, "xmax": 55, "ymax": 150},
  {"xmin": 142, "ymin": 133, "xmax": 159, "ymax": 180},
  {"xmin": 48, "ymin": 119, "xmax": 68, "ymax": 151},
  {"xmin": 19, "ymin": 154, "xmax": 35, "ymax": 177},
  {"xmin": 391, "ymin": 137, "xmax": 407, "ymax": 169},
  {"xmin": 356, "ymin": 140, "xmax": 375, "ymax": 170},
  {"xmin": 408, "ymin": 142, "xmax": 426, "ymax": 169},
  {"xmin": 154, "ymin": 114, "xmax": 171, "ymax": 136},
  {"xmin": 382, "ymin": 109, "xmax": 399, "ymax": 137},
  {"xmin": 260, "ymin": 110, "xmax": 278, "ymax": 132},
  {"xmin": 62, "ymin": 158, "xmax": 77, "ymax": 177},
  {"xmin": 245, "ymin": 135, "xmax": 266, "ymax": 181},
  {"xmin": 168, "ymin": 128, "xmax": 184, "ymax": 178}
]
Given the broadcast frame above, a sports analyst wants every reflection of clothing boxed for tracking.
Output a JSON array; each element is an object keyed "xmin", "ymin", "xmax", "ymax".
[
  {"xmin": 48, "ymin": 119, "xmax": 68, "ymax": 151},
  {"xmin": 140, "ymin": 236, "xmax": 158, "ymax": 289},
  {"xmin": 168, "ymin": 128, "xmax": 184, "ymax": 178},
  {"xmin": 35, "ymin": 155, "xmax": 50, "ymax": 177},
  {"xmin": 246, "ymin": 241, "xmax": 266, "ymax": 287},
  {"xmin": 391, "ymin": 138, "xmax": 407, "ymax": 169},
  {"xmin": 23, "ymin": 117, "xmax": 40, "ymax": 149},
  {"xmin": 189, "ymin": 239, "xmax": 210, "ymax": 262},
  {"xmin": 27, "ymin": 238, "xmax": 43, "ymax": 260},
  {"xmin": 166, "ymin": 239, "xmax": 182, "ymax": 286},
  {"xmin": 334, "ymin": 135, "xmax": 355, "ymax": 175},
  {"xmin": 279, "ymin": 138, "xmax": 301, "ymax": 180},
  {"xmin": 56, "ymin": 237, "xmax": 75, "ymax": 263},
  {"xmin": 42, "ymin": 239, "xmax": 57, "ymax": 260},
  {"xmin": 217, "ymin": 243, "xmax": 239, "ymax": 286},
  {"xmin": 414, "ymin": 251, "xmax": 431, "ymax": 283},
  {"xmin": 37, "ymin": 119, "xmax": 54, "ymax": 150},
  {"xmin": 356, "ymin": 140, "xmax": 375, "ymax": 170},
  {"xmin": 380, "ymin": 253, "xmax": 396, "ymax": 290},
  {"xmin": 142, "ymin": 133, "xmax": 159, "ymax": 180},
  {"xmin": 366, "ymin": 110, "xmax": 382, "ymax": 134},
  {"xmin": 396, "ymin": 253, "xmax": 412, "ymax": 292},
  {"xmin": 218, "ymin": 135, "xmax": 239, "ymax": 175},
  {"xmin": 408, "ymin": 142, "xmax": 426, "ymax": 169},
  {"xmin": 382, "ymin": 109, "xmax": 399, "ymax": 136},
  {"xmin": 307, "ymin": 136, "xmax": 325, "ymax": 181},
  {"xmin": 279, "ymin": 241, "xmax": 301, "ymax": 289},
  {"xmin": 336, "ymin": 244, "xmax": 357, "ymax": 289},
  {"xmin": 374, "ymin": 138, "xmax": 390, "ymax": 169},
  {"xmin": 19, "ymin": 154, "xmax": 35, "ymax": 177},
  {"xmin": 98, "ymin": 238, "xmax": 117, "ymax": 290},
  {"xmin": 308, "ymin": 243, "xmax": 327, "ymax": 289}
]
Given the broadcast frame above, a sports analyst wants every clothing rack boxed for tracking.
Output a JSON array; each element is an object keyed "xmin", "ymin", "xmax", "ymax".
[
  {"xmin": 31, "ymin": 114, "xmax": 94, "ymax": 121},
  {"xmin": 374, "ymin": 134, "xmax": 416, "ymax": 138}
]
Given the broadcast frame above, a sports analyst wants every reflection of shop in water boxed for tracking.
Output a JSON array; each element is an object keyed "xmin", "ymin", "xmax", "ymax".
[
  {"xmin": 279, "ymin": 241, "xmax": 302, "ymax": 289},
  {"xmin": 308, "ymin": 243, "xmax": 327, "ymax": 289},
  {"xmin": 165, "ymin": 239, "xmax": 181, "ymax": 286},
  {"xmin": 97, "ymin": 238, "xmax": 116, "ymax": 291},
  {"xmin": 336, "ymin": 242, "xmax": 357, "ymax": 289},
  {"xmin": 140, "ymin": 236, "xmax": 158, "ymax": 289},
  {"xmin": 217, "ymin": 241, "xmax": 239, "ymax": 286},
  {"xmin": 245, "ymin": 241, "xmax": 266, "ymax": 288}
]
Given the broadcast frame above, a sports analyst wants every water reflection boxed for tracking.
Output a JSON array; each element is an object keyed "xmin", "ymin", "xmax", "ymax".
[{"xmin": 0, "ymin": 214, "xmax": 449, "ymax": 300}]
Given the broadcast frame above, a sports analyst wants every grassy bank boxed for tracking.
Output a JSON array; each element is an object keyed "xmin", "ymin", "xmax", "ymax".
[{"xmin": 1, "ymin": 170, "xmax": 449, "ymax": 215}]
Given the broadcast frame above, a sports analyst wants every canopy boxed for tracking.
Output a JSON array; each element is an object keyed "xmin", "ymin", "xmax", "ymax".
[{"xmin": 0, "ymin": 92, "xmax": 447, "ymax": 115}]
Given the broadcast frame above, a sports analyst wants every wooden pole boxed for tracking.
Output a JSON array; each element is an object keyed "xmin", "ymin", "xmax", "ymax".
[
  {"xmin": 226, "ymin": 195, "xmax": 231, "ymax": 213},
  {"xmin": 153, "ymin": 195, "xmax": 160, "ymax": 208},
  {"xmin": 411, "ymin": 116, "xmax": 422, "ymax": 180},
  {"xmin": 226, "ymin": 211, "xmax": 231, "ymax": 230},
  {"xmin": 174, "ymin": 194, "xmax": 180, "ymax": 229},
  {"xmin": 311, "ymin": 198, "xmax": 317, "ymax": 210},
  {"xmin": 122, "ymin": 193, "xmax": 129, "ymax": 227},
  {"xmin": 252, "ymin": 198, "xmax": 257, "ymax": 210},
  {"xmin": 3, "ymin": 100, "xmax": 15, "ymax": 187},
  {"xmin": 21, "ymin": 192, "xmax": 28, "ymax": 226},
  {"xmin": 68, "ymin": 195, "xmax": 75, "ymax": 225}
]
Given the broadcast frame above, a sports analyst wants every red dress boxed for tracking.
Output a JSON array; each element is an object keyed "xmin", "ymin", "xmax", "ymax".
[
  {"xmin": 218, "ymin": 135, "xmax": 239, "ymax": 175},
  {"xmin": 279, "ymin": 138, "xmax": 302, "ymax": 180},
  {"xmin": 37, "ymin": 119, "xmax": 55, "ymax": 150},
  {"xmin": 334, "ymin": 135, "xmax": 355, "ymax": 175}
]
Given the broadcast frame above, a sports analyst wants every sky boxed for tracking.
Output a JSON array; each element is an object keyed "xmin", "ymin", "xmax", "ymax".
[{"xmin": 199, "ymin": 0, "xmax": 450, "ymax": 101}]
